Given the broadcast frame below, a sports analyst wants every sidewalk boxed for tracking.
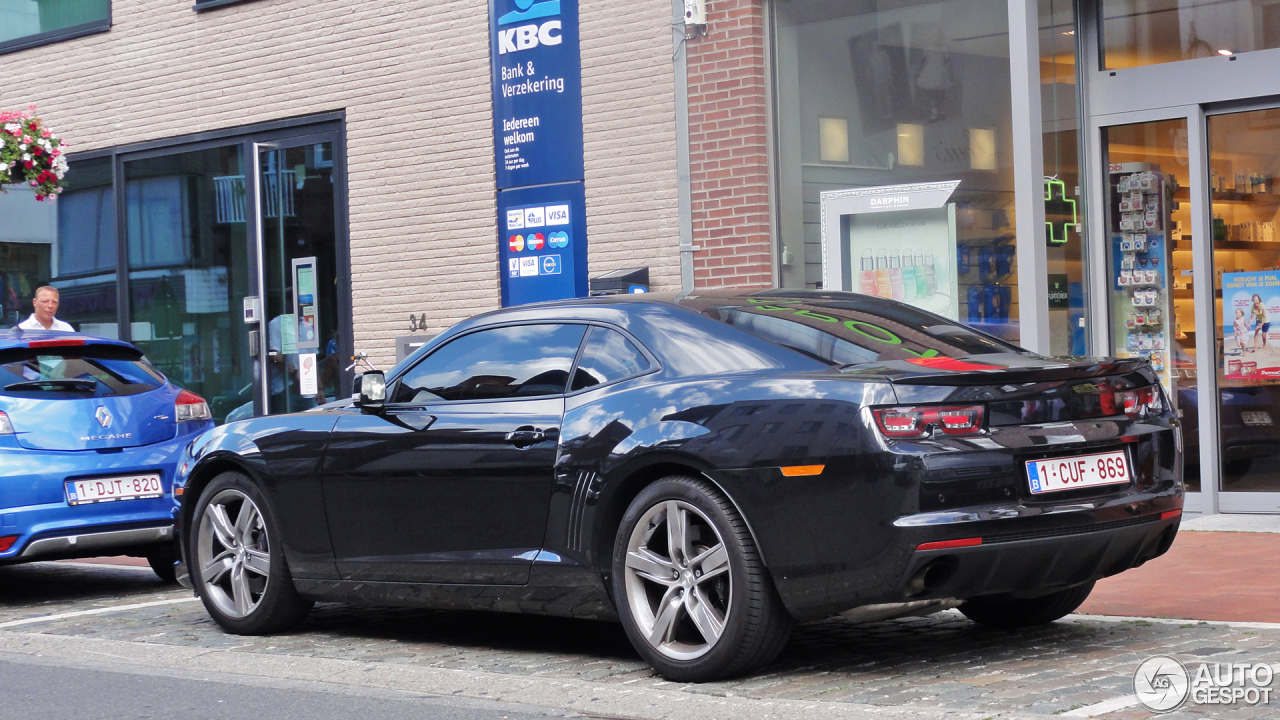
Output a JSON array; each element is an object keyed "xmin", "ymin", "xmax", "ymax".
[{"xmin": 1078, "ymin": 513, "xmax": 1280, "ymax": 623}]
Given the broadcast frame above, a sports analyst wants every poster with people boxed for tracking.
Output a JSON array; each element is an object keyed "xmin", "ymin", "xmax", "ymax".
[{"xmin": 1222, "ymin": 271, "xmax": 1280, "ymax": 381}]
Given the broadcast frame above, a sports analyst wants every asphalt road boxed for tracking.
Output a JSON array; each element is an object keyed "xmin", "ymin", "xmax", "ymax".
[{"xmin": 0, "ymin": 651, "xmax": 584, "ymax": 720}]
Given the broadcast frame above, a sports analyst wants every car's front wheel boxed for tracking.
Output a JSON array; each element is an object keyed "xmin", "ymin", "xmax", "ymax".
[
  {"xmin": 189, "ymin": 471, "xmax": 312, "ymax": 634},
  {"xmin": 958, "ymin": 581, "xmax": 1096, "ymax": 629},
  {"xmin": 612, "ymin": 476, "xmax": 790, "ymax": 682}
]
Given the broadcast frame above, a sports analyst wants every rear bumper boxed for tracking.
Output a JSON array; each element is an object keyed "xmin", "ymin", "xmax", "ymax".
[
  {"xmin": 0, "ymin": 441, "xmax": 187, "ymax": 563},
  {"xmin": 16, "ymin": 524, "xmax": 173, "ymax": 562},
  {"xmin": 901, "ymin": 510, "xmax": 1181, "ymax": 601}
]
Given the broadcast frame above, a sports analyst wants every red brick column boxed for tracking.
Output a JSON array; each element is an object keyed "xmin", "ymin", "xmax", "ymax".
[{"xmin": 686, "ymin": 0, "xmax": 773, "ymax": 289}]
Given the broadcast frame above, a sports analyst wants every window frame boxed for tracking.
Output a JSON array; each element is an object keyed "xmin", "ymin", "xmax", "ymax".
[
  {"xmin": 387, "ymin": 320, "xmax": 660, "ymax": 406},
  {"xmin": 387, "ymin": 321, "xmax": 590, "ymax": 406},
  {"xmin": 565, "ymin": 324, "xmax": 660, "ymax": 396},
  {"xmin": 0, "ymin": 14, "xmax": 111, "ymax": 57}
]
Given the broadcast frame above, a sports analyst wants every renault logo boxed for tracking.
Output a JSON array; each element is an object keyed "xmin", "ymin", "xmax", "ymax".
[{"xmin": 95, "ymin": 407, "xmax": 112, "ymax": 428}]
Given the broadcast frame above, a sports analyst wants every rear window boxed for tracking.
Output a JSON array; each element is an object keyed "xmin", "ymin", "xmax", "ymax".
[
  {"xmin": 0, "ymin": 345, "xmax": 166, "ymax": 399},
  {"xmin": 703, "ymin": 297, "xmax": 1020, "ymax": 367}
]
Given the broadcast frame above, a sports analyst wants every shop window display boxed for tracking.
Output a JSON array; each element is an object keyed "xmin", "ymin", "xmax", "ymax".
[
  {"xmin": 1103, "ymin": 119, "xmax": 1199, "ymax": 491},
  {"xmin": 771, "ymin": 0, "xmax": 1020, "ymax": 343}
]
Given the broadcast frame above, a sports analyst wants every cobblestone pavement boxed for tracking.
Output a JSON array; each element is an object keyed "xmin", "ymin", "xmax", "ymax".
[{"xmin": 5, "ymin": 562, "xmax": 1279, "ymax": 719}]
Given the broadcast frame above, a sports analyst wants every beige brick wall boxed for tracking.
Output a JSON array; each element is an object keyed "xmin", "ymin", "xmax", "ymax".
[{"xmin": 0, "ymin": 0, "xmax": 681, "ymax": 367}]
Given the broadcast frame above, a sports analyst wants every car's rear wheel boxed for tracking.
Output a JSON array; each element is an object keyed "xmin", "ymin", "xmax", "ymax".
[
  {"xmin": 958, "ymin": 581, "xmax": 1095, "ymax": 629},
  {"xmin": 612, "ymin": 476, "xmax": 790, "ymax": 682},
  {"xmin": 190, "ymin": 471, "xmax": 312, "ymax": 634}
]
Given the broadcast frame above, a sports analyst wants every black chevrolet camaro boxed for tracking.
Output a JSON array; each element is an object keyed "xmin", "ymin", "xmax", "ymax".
[{"xmin": 173, "ymin": 289, "xmax": 1183, "ymax": 681}]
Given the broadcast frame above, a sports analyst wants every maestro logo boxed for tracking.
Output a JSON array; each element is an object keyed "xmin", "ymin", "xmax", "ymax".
[
  {"xmin": 527, "ymin": 232, "xmax": 545, "ymax": 251},
  {"xmin": 496, "ymin": 0, "xmax": 562, "ymax": 54},
  {"xmin": 1134, "ymin": 655, "xmax": 1191, "ymax": 713}
]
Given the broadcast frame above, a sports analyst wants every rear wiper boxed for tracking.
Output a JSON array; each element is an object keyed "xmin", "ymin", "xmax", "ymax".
[{"xmin": 4, "ymin": 379, "xmax": 98, "ymax": 392}]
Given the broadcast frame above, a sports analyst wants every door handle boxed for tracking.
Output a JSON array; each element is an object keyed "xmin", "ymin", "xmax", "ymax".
[
  {"xmin": 505, "ymin": 429, "xmax": 543, "ymax": 447},
  {"xmin": 504, "ymin": 427, "xmax": 560, "ymax": 448}
]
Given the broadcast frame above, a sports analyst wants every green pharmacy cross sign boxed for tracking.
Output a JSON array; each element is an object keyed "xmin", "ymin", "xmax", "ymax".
[{"xmin": 1044, "ymin": 178, "xmax": 1079, "ymax": 246}]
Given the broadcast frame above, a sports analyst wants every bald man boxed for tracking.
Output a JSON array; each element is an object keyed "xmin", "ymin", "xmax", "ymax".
[{"xmin": 18, "ymin": 286, "xmax": 74, "ymax": 332}]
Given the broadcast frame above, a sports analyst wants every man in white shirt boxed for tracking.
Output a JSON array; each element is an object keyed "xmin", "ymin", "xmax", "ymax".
[{"xmin": 17, "ymin": 286, "xmax": 74, "ymax": 332}]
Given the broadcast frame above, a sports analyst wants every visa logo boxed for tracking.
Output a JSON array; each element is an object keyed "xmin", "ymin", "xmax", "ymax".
[
  {"xmin": 545, "ymin": 204, "xmax": 569, "ymax": 225},
  {"xmin": 498, "ymin": 21, "xmax": 562, "ymax": 54}
]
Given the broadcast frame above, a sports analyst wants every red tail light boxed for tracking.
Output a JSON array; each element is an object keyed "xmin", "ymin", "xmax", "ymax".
[
  {"xmin": 1120, "ymin": 386, "xmax": 1163, "ymax": 419},
  {"xmin": 872, "ymin": 405, "xmax": 985, "ymax": 439},
  {"xmin": 27, "ymin": 338, "xmax": 85, "ymax": 348},
  {"xmin": 0, "ymin": 411, "xmax": 12, "ymax": 435},
  {"xmin": 175, "ymin": 390, "xmax": 212, "ymax": 422},
  {"xmin": 0, "ymin": 535, "xmax": 18, "ymax": 553}
]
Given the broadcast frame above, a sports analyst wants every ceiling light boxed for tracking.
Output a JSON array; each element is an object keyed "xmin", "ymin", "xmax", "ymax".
[
  {"xmin": 1218, "ymin": 49, "xmax": 1233, "ymax": 56},
  {"xmin": 1063, "ymin": 30, "xmax": 1075, "ymax": 35}
]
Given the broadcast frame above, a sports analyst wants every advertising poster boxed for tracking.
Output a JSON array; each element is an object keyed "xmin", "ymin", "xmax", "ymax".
[
  {"xmin": 488, "ymin": 0, "xmax": 583, "ymax": 189},
  {"xmin": 1222, "ymin": 271, "xmax": 1280, "ymax": 381},
  {"xmin": 291, "ymin": 257, "xmax": 319, "ymax": 351},
  {"xmin": 845, "ymin": 205, "xmax": 959, "ymax": 321}
]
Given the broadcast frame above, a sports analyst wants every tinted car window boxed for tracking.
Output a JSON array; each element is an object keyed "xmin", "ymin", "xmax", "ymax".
[
  {"xmin": 571, "ymin": 327, "xmax": 652, "ymax": 391},
  {"xmin": 0, "ymin": 345, "xmax": 166, "ymax": 399},
  {"xmin": 702, "ymin": 296, "xmax": 1019, "ymax": 367},
  {"xmin": 393, "ymin": 324, "xmax": 587, "ymax": 403}
]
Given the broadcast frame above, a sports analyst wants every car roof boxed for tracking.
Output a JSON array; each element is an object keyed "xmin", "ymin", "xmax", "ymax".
[
  {"xmin": 0, "ymin": 328, "xmax": 138, "ymax": 352},
  {"xmin": 459, "ymin": 288, "xmax": 953, "ymax": 324}
]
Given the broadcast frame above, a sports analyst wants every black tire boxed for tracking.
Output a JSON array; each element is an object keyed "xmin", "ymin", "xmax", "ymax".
[
  {"xmin": 612, "ymin": 476, "xmax": 790, "ymax": 682},
  {"xmin": 146, "ymin": 543, "xmax": 178, "ymax": 584},
  {"xmin": 187, "ymin": 471, "xmax": 312, "ymax": 634},
  {"xmin": 958, "ymin": 581, "xmax": 1096, "ymax": 629}
]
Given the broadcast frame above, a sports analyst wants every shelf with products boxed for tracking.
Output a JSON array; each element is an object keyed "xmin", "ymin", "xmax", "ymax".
[
  {"xmin": 1173, "ymin": 239, "xmax": 1280, "ymax": 251},
  {"xmin": 1210, "ymin": 190, "xmax": 1280, "ymax": 205}
]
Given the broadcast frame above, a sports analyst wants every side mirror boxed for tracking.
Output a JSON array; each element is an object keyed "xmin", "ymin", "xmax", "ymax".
[{"xmin": 356, "ymin": 371, "xmax": 386, "ymax": 411}]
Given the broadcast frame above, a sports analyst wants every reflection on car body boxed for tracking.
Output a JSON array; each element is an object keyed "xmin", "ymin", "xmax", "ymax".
[{"xmin": 173, "ymin": 290, "xmax": 1183, "ymax": 681}]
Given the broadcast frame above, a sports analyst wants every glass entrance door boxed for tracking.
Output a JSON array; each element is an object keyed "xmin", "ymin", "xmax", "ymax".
[
  {"xmin": 256, "ymin": 138, "xmax": 342, "ymax": 415},
  {"xmin": 1101, "ymin": 117, "xmax": 1203, "ymax": 493},
  {"xmin": 1208, "ymin": 107, "xmax": 1280, "ymax": 512}
]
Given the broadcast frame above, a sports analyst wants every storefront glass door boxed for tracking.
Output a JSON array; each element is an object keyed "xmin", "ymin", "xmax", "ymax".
[
  {"xmin": 1101, "ymin": 117, "xmax": 1202, "ymax": 493},
  {"xmin": 257, "ymin": 139, "xmax": 342, "ymax": 414},
  {"xmin": 95, "ymin": 124, "xmax": 347, "ymax": 424},
  {"xmin": 1208, "ymin": 107, "xmax": 1280, "ymax": 511},
  {"xmin": 122, "ymin": 145, "xmax": 255, "ymax": 424}
]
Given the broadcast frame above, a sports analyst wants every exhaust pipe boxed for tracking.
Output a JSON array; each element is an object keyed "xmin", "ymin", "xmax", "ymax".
[{"xmin": 905, "ymin": 557, "xmax": 956, "ymax": 598}]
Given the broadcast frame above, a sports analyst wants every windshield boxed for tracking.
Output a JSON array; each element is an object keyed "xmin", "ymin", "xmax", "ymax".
[
  {"xmin": 0, "ymin": 346, "xmax": 167, "ymax": 399},
  {"xmin": 699, "ymin": 295, "xmax": 1021, "ymax": 368}
]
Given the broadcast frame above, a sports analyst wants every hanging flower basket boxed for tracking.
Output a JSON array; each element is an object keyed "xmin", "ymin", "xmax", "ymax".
[{"xmin": 0, "ymin": 105, "xmax": 68, "ymax": 202}]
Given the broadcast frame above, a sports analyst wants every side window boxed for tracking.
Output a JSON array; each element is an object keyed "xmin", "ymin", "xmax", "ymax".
[
  {"xmin": 571, "ymin": 327, "xmax": 652, "ymax": 391},
  {"xmin": 393, "ymin": 324, "xmax": 587, "ymax": 403}
]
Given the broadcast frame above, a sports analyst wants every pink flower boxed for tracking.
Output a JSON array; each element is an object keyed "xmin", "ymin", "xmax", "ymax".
[{"xmin": 41, "ymin": 130, "xmax": 50, "ymax": 138}]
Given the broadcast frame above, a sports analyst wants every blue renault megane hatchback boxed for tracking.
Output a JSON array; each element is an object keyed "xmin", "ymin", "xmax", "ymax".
[{"xmin": 0, "ymin": 328, "xmax": 214, "ymax": 580}]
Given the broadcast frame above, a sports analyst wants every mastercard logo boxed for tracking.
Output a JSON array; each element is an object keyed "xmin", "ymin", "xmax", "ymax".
[
  {"xmin": 528, "ymin": 233, "xmax": 545, "ymax": 251},
  {"xmin": 509, "ymin": 235, "xmax": 525, "ymax": 252}
]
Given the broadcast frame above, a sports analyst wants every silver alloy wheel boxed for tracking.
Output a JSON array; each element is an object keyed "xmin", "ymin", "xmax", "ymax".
[
  {"xmin": 623, "ymin": 499, "xmax": 732, "ymax": 660},
  {"xmin": 196, "ymin": 488, "xmax": 272, "ymax": 619}
]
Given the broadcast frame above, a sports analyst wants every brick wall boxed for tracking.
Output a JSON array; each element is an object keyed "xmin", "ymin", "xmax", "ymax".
[
  {"xmin": 684, "ymin": 0, "xmax": 773, "ymax": 289},
  {"xmin": 0, "ymin": 0, "xmax": 681, "ymax": 367}
]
